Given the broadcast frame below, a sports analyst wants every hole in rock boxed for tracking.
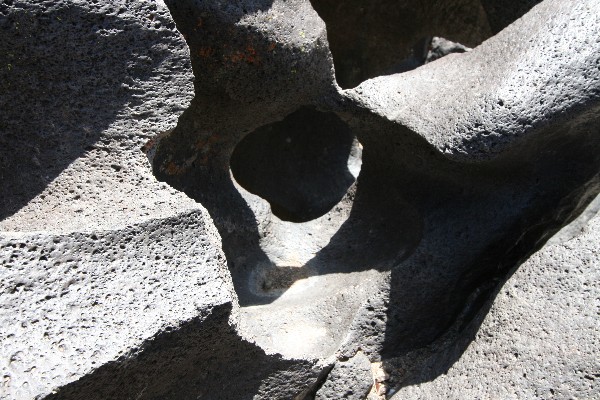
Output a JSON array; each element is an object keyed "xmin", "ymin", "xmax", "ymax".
[
  {"xmin": 230, "ymin": 106, "xmax": 361, "ymax": 223},
  {"xmin": 309, "ymin": 0, "xmax": 495, "ymax": 88}
]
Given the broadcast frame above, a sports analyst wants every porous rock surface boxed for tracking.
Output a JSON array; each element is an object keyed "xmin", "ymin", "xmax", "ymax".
[
  {"xmin": 389, "ymin": 199, "xmax": 600, "ymax": 399},
  {"xmin": 1, "ymin": 0, "xmax": 599, "ymax": 399},
  {"xmin": 315, "ymin": 351, "xmax": 372, "ymax": 400}
]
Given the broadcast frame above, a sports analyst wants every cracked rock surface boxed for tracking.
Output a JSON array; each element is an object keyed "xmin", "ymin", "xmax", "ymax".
[{"xmin": 1, "ymin": 0, "xmax": 599, "ymax": 399}]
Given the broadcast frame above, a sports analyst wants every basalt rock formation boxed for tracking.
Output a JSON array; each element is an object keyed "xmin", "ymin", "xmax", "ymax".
[{"xmin": 1, "ymin": 0, "xmax": 599, "ymax": 399}]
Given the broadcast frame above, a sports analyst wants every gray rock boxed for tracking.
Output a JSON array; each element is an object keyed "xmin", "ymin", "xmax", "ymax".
[
  {"xmin": 1, "ymin": 1, "xmax": 324, "ymax": 399},
  {"xmin": 425, "ymin": 37, "xmax": 470, "ymax": 64},
  {"xmin": 391, "ymin": 200, "xmax": 600, "ymax": 399},
  {"xmin": 348, "ymin": 0, "xmax": 600, "ymax": 161},
  {"xmin": 1, "ymin": 0, "xmax": 599, "ymax": 399},
  {"xmin": 0, "ymin": 0, "xmax": 198, "ymax": 230},
  {"xmin": 0, "ymin": 211, "xmax": 236, "ymax": 399},
  {"xmin": 315, "ymin": 352, "xmax": 372, "ymax": 400},
  {"xmin": 309, "ymin": 0, "xmax": 492, "ymax": 88}
]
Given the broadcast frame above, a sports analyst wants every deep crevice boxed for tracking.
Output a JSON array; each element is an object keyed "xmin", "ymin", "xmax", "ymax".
[
  {"xmin": 309, "ymin": 0, "xmax": 493, "ymax": 88},
  {"xmin": 309, "ymin": 0, "xmax": 544, "ymax": 89}
]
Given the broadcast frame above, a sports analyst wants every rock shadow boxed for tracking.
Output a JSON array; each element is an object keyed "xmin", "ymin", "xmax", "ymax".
[
  {"xmin": 308, "ymin": 0, "xmax": 492, "ymax": 88},
  {"xmin": 43, "ymin": 304, "xmax": 318, "ymax": 400},
  {"xmin": 379, "ymin": 110, "xmax": 600, "ymax": 388},
  {"xmin": 309, "ymin": 0, "xmax": 544, "ymax": 88},
  {"xmin": 0, "ymin": 2, "xmax": 176, "ymax": 220}
]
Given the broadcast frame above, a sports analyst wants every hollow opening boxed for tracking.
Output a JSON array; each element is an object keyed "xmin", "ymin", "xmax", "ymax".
[
  {"xmin": 309, "ymin": 0, "xmax": 495, "ymax": 88},
  {"xmin": 230, "ymin": 106, "xmax": 361, "ymax": 223}
]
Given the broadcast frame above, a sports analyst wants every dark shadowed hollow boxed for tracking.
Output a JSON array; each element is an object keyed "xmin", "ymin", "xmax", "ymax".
[
  {"xmin": 230, "ymin": 107, "xmax": 359, "ymax": 222},
  {"xmin": 308, "ymin": 0, "xmax": 542, "ymax": 88}
]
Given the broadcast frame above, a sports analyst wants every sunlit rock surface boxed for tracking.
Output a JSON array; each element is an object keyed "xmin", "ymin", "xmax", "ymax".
[{"xmin": 1, "ymin": 0, "xmax": 598, "ymax": 399}]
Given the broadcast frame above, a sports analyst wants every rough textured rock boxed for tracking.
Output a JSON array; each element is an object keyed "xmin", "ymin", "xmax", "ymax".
[
  {"xmin": 349, "ymin": 0, "xmax": 600, "ymax": 161},
  {"xmin": 0, "ymin": 0, "xmax": 199, "ymax": 231},
  {"xmin": 1, "ymin": 0, "xmax": 599, "ymax": 399},
  {"xmin": 390, "ymin": 201, "xmax": 600, "ymax": 399},
  {"xmin": 424, "ymin": 37, "xmax": 470, "ymax": 64},
  {"xmin": 1, "ymin": 1, "xmax": 324, "ymax": 399},
  {"xmin": 0, "ymin": 212, "xmax": 235, "ymax": 399},
  {"xmin": 308, "ymin": 0, "xmax": 491, "ymax": 88},
  {"xmin": 315, "ymin": 352, "xmax": 372, "ymax": 400}
]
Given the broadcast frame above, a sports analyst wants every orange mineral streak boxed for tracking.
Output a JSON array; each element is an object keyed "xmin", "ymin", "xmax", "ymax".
[
  {"xmin": 224, "ymin": 40, "xmax": 261, "ymax": 65},
  {"xmin": 198, "ymin": 46, "xmax": 214, "ymax": 58},
  {"xmin": 191, "ymin": 134, "xmax": 230, "ymax": 167},
  {"xmin": 141, "ymin": 137, "xmax": 156, "ymax": 155},
  {"xmin": 165, "ymin": 161, "xmax": 186, "ymax": 176},
  {"xmin": 194, "ymin": 134, "xmax": 222, "ymax": 151},
  {"xmin": 245, "ymin": 45, "xmax": 258, "ymax": 63},
  {"xmin": 228, "ymin": 51, "xmax": 246, "ymax": 63}
]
